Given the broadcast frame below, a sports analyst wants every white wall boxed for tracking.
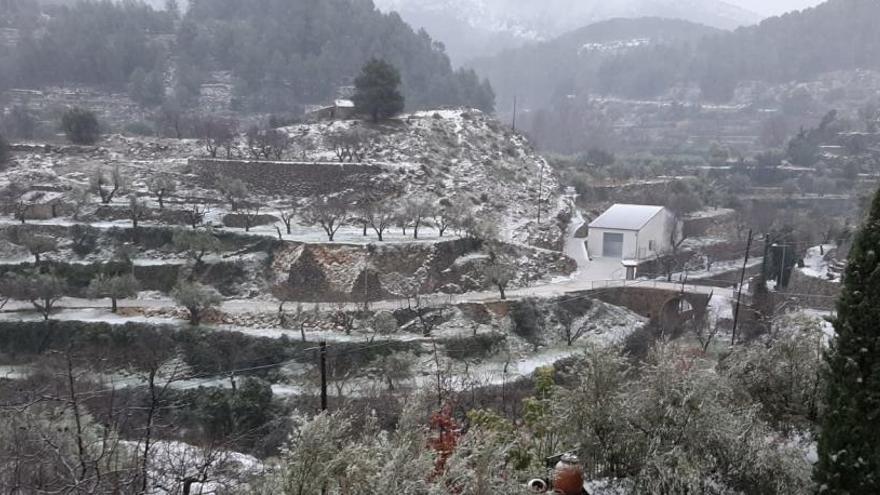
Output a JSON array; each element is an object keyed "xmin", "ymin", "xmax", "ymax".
[
  {"xmin": 588, "ymin": 209, "xmax": 677, "ymax": 261},
  {"xmin": 587, "ymin": 228, "xmax": 637, "ymax": 259},
  {"xmin": 631, "ymin": 210, "xmax": 672, "ymax": 260}
]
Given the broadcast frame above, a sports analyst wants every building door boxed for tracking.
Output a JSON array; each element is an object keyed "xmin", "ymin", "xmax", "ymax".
[{"xmin": 602, "ymin": 232, "xmax": 624, "ymax": 258}]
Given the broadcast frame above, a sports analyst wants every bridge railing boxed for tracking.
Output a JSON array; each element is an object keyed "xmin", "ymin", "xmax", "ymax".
[{"xmin": 581, "ymin": 278, "xmax": 720, "ymax": 296}]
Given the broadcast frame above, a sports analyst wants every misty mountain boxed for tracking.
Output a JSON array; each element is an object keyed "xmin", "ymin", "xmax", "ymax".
[
  {"xmin": 468, "ymin": 18, "xmax": 719, "ymax": 113},
  {"xmin": 372, "ymin": 0, "xmax": 760, "ymax": 62},
  {"xmin": 591, "ymin": 0, "xmax": 880, "ymax": 102},
  {"xmin": 0, "ymin": 0, "xmax": 495, "ymax": 113},
  {"xmin": 474, "ymin": 0, "xmax": 880, "ymax": 113}
]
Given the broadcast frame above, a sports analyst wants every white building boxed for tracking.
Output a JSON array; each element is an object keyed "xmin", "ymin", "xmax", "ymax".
[{"xmin": 587, "ymin": 204, "xmax": 678, "ymax": 262}]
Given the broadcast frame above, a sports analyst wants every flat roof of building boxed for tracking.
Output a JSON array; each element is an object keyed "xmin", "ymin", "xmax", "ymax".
[{"xmin": 588, "ymin": 204, "xmax": 665, "ymax": 231}]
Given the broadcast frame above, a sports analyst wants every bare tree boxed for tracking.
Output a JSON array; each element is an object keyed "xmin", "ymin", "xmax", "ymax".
[
  {"xmin": 240, "ymin": 200, "xmax": 262, "ymax": 232},
  {"xmin": 557, "ymin": 307, "xmax": 589, "ymax": 346},
  {"xmin": 200, "ymin": 117, "xmax": 237, "ymax": 158},
  {"xmin": 90, "ymin": 166, "xmax": 128, "ymax": 204},
  {"xmin": 404, "ymin": 197, "xmax": 433, "ymax": 239},
  {"xmin": 482, "ymin": 250, "xmax": 515, "ymax": 300},
  {"xmin": 247, "ymin": 126, "xmax": 291, "ymax": 160},
  {"xmin": 293, "ymin": 134, "xmax": 317, "ymax": 161},
  {"xmin": 365, "ymin": 200, "xmax": 395, "ymax": 241},
  {"xmin": 131, "ymin": 352, "xmax": 188, "ymax": 494},
  {"xmin": 301, "ymin": 197, "xmax": 349, "ymax": 241},
  {"xmin": 1, "ymin": 181, "xmax": 31, "ymax": 223},
  {"xmin": 378, "ymin": 352, "xmax": 413, "ymax": 392},
  {"xmin": 184, "ymin": 200, "xmax": 210, "ymax": 228},
  {"xmin": 433, "ymin": 201, "xmax": 465, "ymax": 237},
  {"xmin": 268, "ymin": 130, "xmax": 291, "ymax": 160},
  {"xmin": 269, "ymin": 289, "xmax": 320, "ymax": 342},
  {"xmin": 245, "ymin": 125, "xmax": 272, "ymax": 160},
  {"xmin": 148, "ymin": 176, "xmax": 177, "ymax": 209},
  {"xmin": 278, "ymin": 208, "xmax": 296, "ymax": 235},
  {"xmin": 128, "ymin": 195, "xmax": 149, "ymax": 232},
  {"xmin": 70, "ymin": 185, "xmax": 91, "ymax": 220},
  {"xmin": 327, "ymin": 128, "xmax": 375, "ymax": 163}
]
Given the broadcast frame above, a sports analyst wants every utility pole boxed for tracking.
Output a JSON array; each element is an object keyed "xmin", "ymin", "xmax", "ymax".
[
  {"xmin": 536, "ymin": 160, "xmax": 544, "ymax": 225},
  {"xmin": 731, "ymin": 229, "xmax": 753, "ymax": 345},
  {"xmin": 363, "ymin": 245, "xmax": 370, "ymax": 311},
  {"xmin": 778, "ymin": 244, "xmax": 787, "ymax": 288},
  {"xmin": 319, "ymin": 341, "xmax": 328, "ymax": 411},
  {"xmin": 512, "ymin": 95, "xmax": 517, "ymax": 132}
]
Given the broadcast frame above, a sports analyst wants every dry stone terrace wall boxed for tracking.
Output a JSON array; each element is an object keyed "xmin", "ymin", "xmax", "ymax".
[
  {"xmin": 781, "ymin": 271, "xmax": 842, "ymax": 311},
  {"xmin": 190, "ymin": 158, "xmax": 393, "ymax": 196},
  {"xmin": 272, "ymin": 238, "xmax": 577, "ymax": 303}
]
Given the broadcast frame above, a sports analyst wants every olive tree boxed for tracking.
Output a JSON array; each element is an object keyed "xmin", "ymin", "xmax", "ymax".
[
  {"xmin": 171, "ymin": 281, "xmax": 222, "ymax": 326},
  {"xmin": 218, "ymin": 177, "xmax": 248, "ymax": 212},
  {"xmin": 17, "ymin": 233, "xmax": 58, "ymax": 264},
  {"xmin": 482, "ymin": 257, "xmax": 515, "ymax": 300},
  {"xmin": 88, "ymin": 273, "xmax": 141, "ymax": 313},
  {"xmin": 172, "ymin": 229, "xmax": 221, "ymax": 266},
  {"xmin": 0, "ymin": 272, "xmax": 67, "ymax": 320}
]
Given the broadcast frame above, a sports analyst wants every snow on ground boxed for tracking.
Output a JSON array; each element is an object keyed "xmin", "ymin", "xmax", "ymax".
[
  {"xmin": 685, "ymin": 207, "xmax": 735, "ymax": 219},
  {"xmin": 657, "ymin": 257, "xmax": 763, "ymax": 283},
  {"xmin": 799, "ymin": 308, "xmax": 836, "ymax": 345},
  {"xmin": 118, "ymin": 440, "xmax": 263, "ymax": 495},
  {"xmin": 799, "ymin": 244, "xmax": 838, "ymax": 282},
  {"xmin": 708, "ymin": 292, "xmax": 735, "ymax": 321},
  {"xmin": 586, "ymin": 479, "xmax": 631, "ymax": 495},
  {"xmin": 0, "ymin": 308, "xmax": 182, "ymax": 326},
  {"xmin": 679, "ymin": 237, "xmax": 728, "ymax": 250}
]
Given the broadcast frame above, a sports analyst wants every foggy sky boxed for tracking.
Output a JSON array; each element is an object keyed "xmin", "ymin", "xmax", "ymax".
[{"xmin": 726, "ymin": 0, "xmax": 826, "ymax": 16}]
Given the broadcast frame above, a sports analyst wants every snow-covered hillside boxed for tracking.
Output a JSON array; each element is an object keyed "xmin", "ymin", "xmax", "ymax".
[{"xmin": 282, "ymin": 109, "xmax": 566, "ymax": 247}]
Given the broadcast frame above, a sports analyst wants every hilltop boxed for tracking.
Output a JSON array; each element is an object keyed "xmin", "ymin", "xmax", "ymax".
[{"xmin": 374, "ymin": 0, "xmax": 757, "ymax": 62}]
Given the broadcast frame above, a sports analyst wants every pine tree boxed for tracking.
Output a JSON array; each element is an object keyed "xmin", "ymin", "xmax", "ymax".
[
  {"xmin": 61, "ymin": 107, "xmax": 100, "ymax": 145},
  {"xmin": 353, "ymin": 59, "xmax": 405, "ymax": 123},
  {"xmin": 815, "ymin": 187, "xmax": 880, "ymax": 492}
]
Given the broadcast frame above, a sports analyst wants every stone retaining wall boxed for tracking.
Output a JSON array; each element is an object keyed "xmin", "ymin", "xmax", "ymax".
[{"xmin": 190, "ymin": 158, "xmax": 392, "ymax": 196}]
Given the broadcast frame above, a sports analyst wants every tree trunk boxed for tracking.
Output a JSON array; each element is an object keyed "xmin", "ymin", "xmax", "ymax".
[
  {"xmin": 111, "ymin": 298, "xmax": 118, "ymax": 313},
  {"xmin": 158, "ymin": 195, "xmax": 164, "ymax": 209},
  {"xmin": 498, "ymin": 284, "xmax": 506, "ymax": 300}
]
